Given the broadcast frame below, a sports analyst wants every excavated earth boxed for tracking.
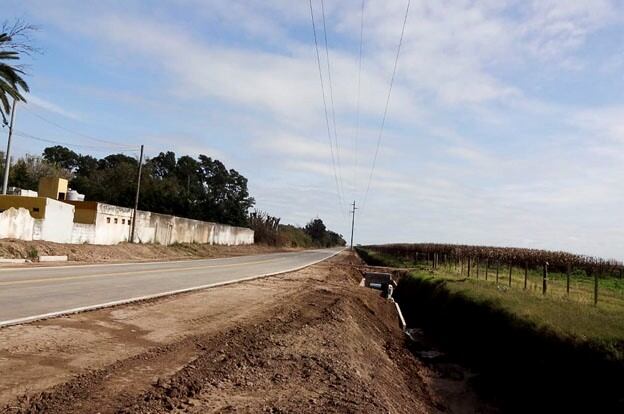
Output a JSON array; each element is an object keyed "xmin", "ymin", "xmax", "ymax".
[{"xmin": 0, "ymin": 251, "xmax": 495, "ymax": 413}]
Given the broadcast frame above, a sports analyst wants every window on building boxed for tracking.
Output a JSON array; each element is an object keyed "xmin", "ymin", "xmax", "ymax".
[
  {"xmin": 107, "ymin": 217, "xmax": 111, "ymax": 224},
  {"xmin": 128, "ymin": 219, "xmax": 132, "ymax": 226},
  {"xmin": 122, "ymin": 219, "xmax": 125, "ymax": 224},
  {"xmin": 114, "ymin": 218, "xmax": 118, "ymax": 224},
  {"xmin": 33, "ymin": 208, "xmax": 40, "ymax": 213}
]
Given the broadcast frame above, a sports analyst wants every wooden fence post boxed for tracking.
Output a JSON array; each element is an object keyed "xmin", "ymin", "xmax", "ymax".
[
  {"xmin": 594, "ymin": 267, "xmax": 600, "ymax": 306},
  {"xmin": 460, "ymin": 258, "xmax": 464, "ymax": 277},
  {"xmin": 496, "ymin": 261, "xmax": 500, "ymax": 284},
  {"xmin": 524, "ymin": 262, "xmax": 528, "ymax": 290},
  {"xmin": 542, "ymin": 262, "xmax": 548, "ymax": 295},
  {"xmin": 566, "ymin": 263, "xmax": 571, "ymax": 296},
  {"xmin": 476, "ymin": 258, "xmax": 480, "ymax": 280},
  {"xmin": 485, "ymin": 259, "xmax": 489, "ymax": 281},
  {"xmin": 508, "ymin": 263, "xmax": 512, "ymax": 287},
  {"xmin": 467, "ymin": 257, "xmax": 471, "ymax": 278}
]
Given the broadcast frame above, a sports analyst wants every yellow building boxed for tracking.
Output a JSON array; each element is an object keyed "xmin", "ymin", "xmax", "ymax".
[{"xmin": 38, "ymin": 177, "xmax": 69, "ymax": 200}]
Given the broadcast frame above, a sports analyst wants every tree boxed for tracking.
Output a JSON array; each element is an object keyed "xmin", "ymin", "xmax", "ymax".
[
  {"xmin": 43, "ymin": 146, "xmax": 79, "ymax": 170},
  {"xmin": 8, "ymin": 154, "xmax": 70, "ymax": 190},
  {"xmin": 305, "ymin": 218, "xmax": 327, "ymax": 245},
  {"xmin": 0, "ymin": 20, "xmax": 34, "ymax": 125}
]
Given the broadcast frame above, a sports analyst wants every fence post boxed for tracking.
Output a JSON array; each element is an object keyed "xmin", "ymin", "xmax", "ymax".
[
  {"xmin": 467, "ymin": 257, "xmax": 471, "ymax": 278},
  {"xmin": 476, "ymin": 258, "xmax": 480, "ymax": 280},
  {"xmin": 594, "ymin": 267, "xmax": 600, "ymax": 306},
  {"xmin": 524, "ymin": 262, "xmax": 528, "ymax": 290},
  {"xmin": 460, "ymin": 258, "xmax": 464, "ymax": 277},
  {"xmin": 542, "ymin": 262, "xmax": 548, "ymax": 295},
  {"xmin": 566, "ymin": 263, "xmax": 571, "ymax": 296},
  {"xmin": 485, "ymin": 259, "xmax": 489, "ymax": 281},
  {"xmin": 496, "ymin": 261, "xmax": 500, "ymax": 284},
  {"xmin": 508, "ymin": 263, "xmax": 512, "ymax": 287}
]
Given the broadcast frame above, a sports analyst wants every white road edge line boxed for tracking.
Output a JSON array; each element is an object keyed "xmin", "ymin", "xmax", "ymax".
[{"xmin": 0, "ymin": 248, "xmax": 345, "ymax": 328}]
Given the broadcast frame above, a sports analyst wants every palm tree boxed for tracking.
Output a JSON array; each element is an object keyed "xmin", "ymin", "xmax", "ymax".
[{"xmin": 0, "ymin": 32, "xmax": 29, "ymax": 125}]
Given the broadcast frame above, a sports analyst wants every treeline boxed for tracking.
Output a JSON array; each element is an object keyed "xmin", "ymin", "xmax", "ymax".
[
  {"xmin": 2, "ymin": 147, "xmax": 345, "ymax": 247},
  {"xmin": 249, "ymin": 211, "xmax": 345, "ymax": 248}
]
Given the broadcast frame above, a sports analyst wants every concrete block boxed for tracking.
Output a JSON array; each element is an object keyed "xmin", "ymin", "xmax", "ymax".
[
  {"xmin": 38, "ymin": 255, "xmax": 68, "ymax": 262},
  {"xmin": 0, "ymin": 258, "xmax": 27, "ymax": 264}
]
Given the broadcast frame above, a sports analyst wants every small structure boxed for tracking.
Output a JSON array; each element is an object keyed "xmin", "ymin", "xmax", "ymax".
[{"xmin": 363, "ymin": 272, "xmax": 396, "ymax": 298}]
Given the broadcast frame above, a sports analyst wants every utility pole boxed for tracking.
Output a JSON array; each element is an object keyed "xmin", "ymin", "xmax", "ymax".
[
  {"xmin": 2, "ymin": 98, "xmax": 17, "ymax": 195},
  {"xmin": 350, "ymin": 200, "xmax": 357, "ymax": 250},
  {"xmin": 130, "ymin": 144, "xmax": 144, "ymax": 243}
]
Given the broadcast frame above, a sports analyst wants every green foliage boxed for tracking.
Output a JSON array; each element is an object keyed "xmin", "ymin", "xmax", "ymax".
[
  {"xmin": 277, "ymin": 224, "xmax": 313, "ymax": 248},
  {"xmin": 9, "ymin": 154, "xmax": 71, "ymax": 190},
  {"xmin": 40, "ymin": 147, "xmax": 255, "ymax": 227},
  {"xmin": 249, "ymin": 210, "xmax": 280, "ymax": 245},
  {"xmin": 249, "ymin": 211, "xmax": 344, "ymax": 248},
  {"xmin": 304, "ymin": 218, "xmax": 346, "ymax": 247},
  {"xmin": 360, "ymin": 247, "xmax": 624, "ymax": 412},
  {"xmin": 26, "ymin": 246, "xmax": 37, "ymax": 260},
  {"xmin": 0, "ymin": 21, "xmax": 33, "ymax": 125}
]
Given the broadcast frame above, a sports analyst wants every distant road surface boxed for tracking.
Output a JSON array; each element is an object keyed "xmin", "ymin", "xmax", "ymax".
[{"xmin": 0, "ymin": 248, "xmax": 342, "ymax": 326}]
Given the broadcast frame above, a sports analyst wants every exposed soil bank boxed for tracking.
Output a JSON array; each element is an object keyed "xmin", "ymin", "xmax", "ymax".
[
  {"xmin": 0, "ymin": 251, "xmax": 491, "ymax": 413},
  {"xmin": 0, "ymin": 239, "xmax": 290, "ymax": 264},
  {"xmin": 393, "ymin": 275, "xmax": 624, "ymax": 413}
]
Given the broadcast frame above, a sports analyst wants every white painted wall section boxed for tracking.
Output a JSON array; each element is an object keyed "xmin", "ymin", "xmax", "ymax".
[{"xmin": 0, "ymin": 208, "xmax": 34, "ymax": 240}]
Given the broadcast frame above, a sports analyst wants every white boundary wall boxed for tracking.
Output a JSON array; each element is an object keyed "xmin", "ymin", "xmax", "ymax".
[
  {"xmin": 0, "ymin": 208, "xmax": 34, "ymax": 240},
  {"xmin": 1, "ymin": 201, "xmax": 254, "ymax": 246}
]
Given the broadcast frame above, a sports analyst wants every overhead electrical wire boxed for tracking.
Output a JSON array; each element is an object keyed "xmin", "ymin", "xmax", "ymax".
[
  {"xmin": 21, "ymin": 104, "xmax": 137, "ymax": 149},
  {"xmin": 308, "ymin": 0, "xmax": 346, "ymax": 215},
  {"xmin": 353, "ymin": 0, "xmax": 365, "ymax": 200},
  {"xmin": 12, "ymin": 129, "xmax": 140, "ymax": 152},
  {"xmin": 361, "ymin": 0, "xmax": 411, "ymax": 210},
  {"xmin": 319, "ymin": 0, "xmax": 346, "ymax": 205}
]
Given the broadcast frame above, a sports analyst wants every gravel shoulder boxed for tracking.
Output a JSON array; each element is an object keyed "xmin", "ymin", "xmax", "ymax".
[{"xmin": 0, "ymin": 251, "xmax": 489, "ymax": 413}]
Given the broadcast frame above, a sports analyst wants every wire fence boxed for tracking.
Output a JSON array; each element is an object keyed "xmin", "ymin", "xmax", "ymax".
[{"xmin": 365, "ymin": 244, "xmax": 624, "ymax": 308}]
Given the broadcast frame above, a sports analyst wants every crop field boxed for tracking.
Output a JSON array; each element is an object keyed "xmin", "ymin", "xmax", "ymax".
[{"xmin": 359, "ymin": 245, "xmax": 624, "ymax": 345}]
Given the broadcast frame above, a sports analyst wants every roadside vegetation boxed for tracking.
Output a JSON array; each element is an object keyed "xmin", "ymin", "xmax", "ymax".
[
  {"xmin": 249, "ymin": 211, "xmax": 345, "ymax": 248},
  {"xmin": 358, "ymin": 246, "xmax": 624, "ymax": 412}
]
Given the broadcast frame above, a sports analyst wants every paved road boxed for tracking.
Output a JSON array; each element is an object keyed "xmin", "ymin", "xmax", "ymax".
[{"xmin": 0, "ymin": 248, "xmax": 342, "ymax": 326}]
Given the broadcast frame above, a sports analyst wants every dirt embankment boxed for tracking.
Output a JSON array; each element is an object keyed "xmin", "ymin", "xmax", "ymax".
[
  {"xmin": 0, "ymin": 239, "xmax": 290, "ymax": 264},
  {"xmin": 0, "ymin": 252, "xmax": 492, "ymax": 413}
]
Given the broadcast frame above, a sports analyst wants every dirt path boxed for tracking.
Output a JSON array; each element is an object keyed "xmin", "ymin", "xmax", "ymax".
[{"xmin": 0, "ymin": 252, "xmax": 492, "ymax": 413}]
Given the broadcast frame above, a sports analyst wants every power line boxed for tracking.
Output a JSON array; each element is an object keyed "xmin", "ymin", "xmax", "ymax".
[
  {"xmin": 12, "ymin": 129, "xmax": 140, "ymax": 152},
  {"xmin": 353, "ymin": 0, "xmax": 365, "ymax": 199},
  {"xmin": 21, "ymin": 104, "xmax": 137, "ymax": 149},
  {"xmin": 362, "ymin": 0, "xmax": 411, "ymax": 210},
  {"xmin": 319, "ymin": 0, "xmax": 347, "ymax": 208},
  {"xmin": 308, "ymin": 0, "xmax": 346, "ymax": 214}
]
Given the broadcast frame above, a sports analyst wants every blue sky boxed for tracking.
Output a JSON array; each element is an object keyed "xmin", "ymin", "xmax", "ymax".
[{"xmin": 4, "ymin": 0, "xmax": 624, "ymax": 259}]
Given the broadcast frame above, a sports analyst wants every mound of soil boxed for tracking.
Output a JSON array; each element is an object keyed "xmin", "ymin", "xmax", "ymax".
[
  {"xmin": 1, "ymin": 252, "xmax": 492, "ymax": 413},
  {"xmin": 0, "ymin": 239, "xmax": 288, "ymax": 264}
]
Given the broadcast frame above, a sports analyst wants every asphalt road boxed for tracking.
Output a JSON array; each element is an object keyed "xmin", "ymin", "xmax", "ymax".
[{"xmin": 0, "ymin": 248, "xmax": 342, "ymax": 326}]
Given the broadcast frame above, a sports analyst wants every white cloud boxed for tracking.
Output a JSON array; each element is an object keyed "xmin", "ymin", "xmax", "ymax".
[{"xmin": 26, "ymin": 94, "xmax": 82, "ymax": 120}]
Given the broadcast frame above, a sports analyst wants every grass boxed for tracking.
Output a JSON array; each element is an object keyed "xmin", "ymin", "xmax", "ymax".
[{"xmin": 360, "ymin": 248, "xmax": 624, "ymax": 351}]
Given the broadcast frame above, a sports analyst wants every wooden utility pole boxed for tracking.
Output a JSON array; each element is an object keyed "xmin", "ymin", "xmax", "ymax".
[
  {"xmin": 1, "ymin": 99, "xmax": 17, "ymax": 195},
  {"xmin": 130, "ymin": 144, "xmax": 144, "ymax": 243},
  {"xmin": 349, "ymin": 200, "xmax": 357, "ymax": 250}
]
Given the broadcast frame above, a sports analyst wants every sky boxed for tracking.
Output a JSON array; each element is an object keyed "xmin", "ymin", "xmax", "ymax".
[{"xmin": 3, "ymin": 0, "xmax": 624, "ymax": 260}]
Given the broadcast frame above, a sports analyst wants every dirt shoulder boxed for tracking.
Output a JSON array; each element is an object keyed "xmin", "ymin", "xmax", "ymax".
[
  {"xmin": 0, "ymin": 251, "xmax": 488, "ymax": 413},
  {"xmin": 0, "ymin": 239, "xmax": 291, "ymax": 265}
]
